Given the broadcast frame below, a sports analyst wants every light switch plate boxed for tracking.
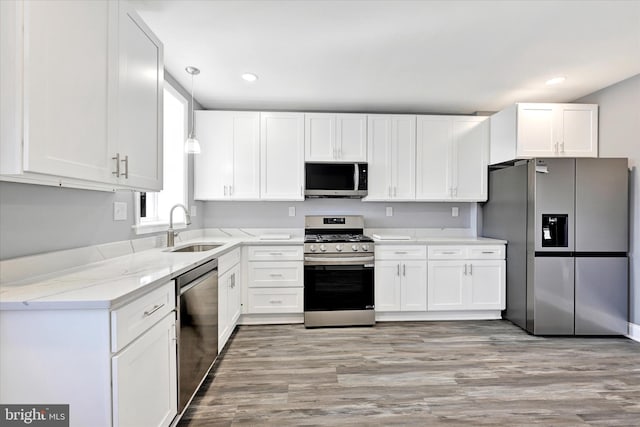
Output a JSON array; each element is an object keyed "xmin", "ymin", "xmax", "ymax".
[
  {"xmin": 452, "ymin": 207, "xmax": 459, "ymax": 217},
  {"xmin": 386, "ymin": 207, "xmax": 393, "ymax": 217},
  {"xmin": 190, "ymin": 205, "xmax": 197, "ymax": 217},
  {"xmin": 114, "ymin": 202, "xmax": 127, "ymax": 221},
  {"xmin": 288, "ymin": 207, "xmax": 296, "ymax": 217}
]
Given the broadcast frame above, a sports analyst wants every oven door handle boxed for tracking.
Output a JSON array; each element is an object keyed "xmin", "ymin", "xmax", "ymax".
[{"xmin": 304, "ymin": 256, "xmax": 374, "ymax": 266}]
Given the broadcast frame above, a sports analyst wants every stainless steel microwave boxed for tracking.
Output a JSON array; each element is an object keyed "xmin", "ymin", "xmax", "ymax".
[{"xmin": 304, "ymin": 163, "xmax": 368, "ymax": 198}]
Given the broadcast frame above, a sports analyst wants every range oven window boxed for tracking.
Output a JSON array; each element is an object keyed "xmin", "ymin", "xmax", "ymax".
[{"xmin": 304, "ymin": 264, "xmax": 374, "ymax": 311}]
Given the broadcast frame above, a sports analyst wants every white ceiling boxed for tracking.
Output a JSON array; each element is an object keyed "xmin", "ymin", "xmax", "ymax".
[{"xmin": 132, "ymin": 0, "xmax": 640, "ymax": 114}]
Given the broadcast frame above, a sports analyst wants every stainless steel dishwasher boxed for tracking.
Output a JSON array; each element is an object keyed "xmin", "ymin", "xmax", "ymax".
[{"xmin": 175, "ymin": 259, "xmax": 218, "ymax": 413}]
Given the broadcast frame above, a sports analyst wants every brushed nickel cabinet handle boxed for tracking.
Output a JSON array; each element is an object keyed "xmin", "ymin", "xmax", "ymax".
[
  {"xmin": 463, "ymin": 264, "xmax": 467, "ymax": 275},
  {"xmin": 112, "ymin": 153, "xmax": 120, "ymax": 177},
  {"xmin": 143, "ymin": 303, "xmax": 164, "ymax": 317},
  {"xmin": 121, "ymin": 155, "xmax": 129, "ymax": 179}
]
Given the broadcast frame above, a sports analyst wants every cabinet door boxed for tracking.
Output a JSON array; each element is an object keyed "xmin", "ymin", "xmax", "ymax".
[
  {"xmin": 260, "ymin": 112, "xmax": 304, "ymax": 200},
  {"xmin": 194, "ymin": 111, "xmax": 234, "ymax": 200},
  {"xmin": 516, "ymin": 103, "xmax": 557, "ymax": 157},
  {"xmin": 427, "ymin": 261, "xmax": 466, "ymax": 311},
  {"xmin": 391, "ymin": 115, "xmax": 416, "ymax": 199},
  {"xmin": 116, "ymin": 4, "xmax": 163, "ymax": 191},
  {"xmin": 559, "ymin": 104, "xmax": 598, "ymax": 157},
  {"xmin": 336, "ymin": 114, "xmax": 367, "ymax": 161},
  {"xmin": 416, "ymin": 116, "xmax": 452, "ymax": 200},
  {"xmin": 374, "ymin": 261, "xmax": 401, "ymax": 311},
  {"xmin": 228, "ymin": 265, "xmax": 242, "ymax": 326},
  {"xmin": 231, "ymin": 112, "xmax": 260, "ymax": 199},
  {"xmin": 22, "ymin": 0, "xmax": 116, "ymax": 183},
  {"xmin": 400, "ymin": 261, "xmax": 427, "ymax": 311},
  {"xmin": 218, "ymin": 270, "xmax": 230, "ymax": 352},
  {"xmin": 112, "ymin": 313, "xmax": 177, "ymax": 427},
  {"xmin": 453, "ymin": 117, "xmax": 488, "ymax": 201},
  {"xmin": 467, "ymin": 260, "xmax": 505, "ymax": 310},
  {"xmin": 365, "ymin": 115, "xmax": 393, "ymax": 199},
  {"xmin": 305, "ymin": 113, "xmax": 335, "ymax": 161}
]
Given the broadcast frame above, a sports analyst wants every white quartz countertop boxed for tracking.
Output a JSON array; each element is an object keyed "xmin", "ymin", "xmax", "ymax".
[
  {"xmin": 372, "ymin": 236, "xmax": 507, "ymax": 245},
  {"xmin": 0, "ymin": 232, "xmax": 505, "ymax": 311},
  {"xmin": 0, "ymin": 236, "xmax": 302, "ymax": 311}
]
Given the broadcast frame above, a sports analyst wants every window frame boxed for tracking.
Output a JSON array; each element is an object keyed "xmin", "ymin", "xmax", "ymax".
[{"xmin": 133, "ymin": 81, "xmax": 189, "ymax": 235}]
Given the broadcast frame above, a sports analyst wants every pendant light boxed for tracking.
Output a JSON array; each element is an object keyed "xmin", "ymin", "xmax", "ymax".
[{"xmin": 184, "ymin": 66, "xmax": 201, "ymax": 154}]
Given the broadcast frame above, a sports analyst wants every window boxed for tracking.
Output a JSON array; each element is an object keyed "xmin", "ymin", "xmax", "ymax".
[{"xmin": 134, "ymin": 82, "xmax": 188, "ymax": 233}]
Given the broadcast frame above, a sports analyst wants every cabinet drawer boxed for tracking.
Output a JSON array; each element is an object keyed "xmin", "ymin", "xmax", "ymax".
[
  {"xmin": 247, "ymin": 287, "xmax": 304, "ymax": 313},
  {"xmin": 375, "ymin": 245, "xmax": 427, "ymax": 260},
  {"xmin": 218, "ymin": 248, "xmax": 241, "ymax": 275},
  {"xmin": 111, "ymin": 282, "xmax": 175, "ymax": 353},
  {"xmin": 247, "ymin": 245, "xmax": 303, "ymax": 261},
  {"xmin": 467, "ymin": 245, "xmax": 505, "ymax": 260},
  {"xmin": 248, "ymin": 261, "xmax": 303, "ymax": 288},
  {"xmin": 427, "ymin": 246, "xmax": 467, "ymax": 260}
]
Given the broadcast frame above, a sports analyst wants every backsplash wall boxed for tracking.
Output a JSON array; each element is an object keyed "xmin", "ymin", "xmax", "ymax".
[{"xmin": 201, "ymin": 199, "xmax": 472, "ymax": 229}]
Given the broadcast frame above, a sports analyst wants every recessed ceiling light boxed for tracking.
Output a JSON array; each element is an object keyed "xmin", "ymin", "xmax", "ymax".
[
  {"xmin": 242, "ymin": 73, "xmax": 258, "ymax": 82},
  {"xmin": 546, "ymin": 76, "xmax": 566, "ymax": 85}
]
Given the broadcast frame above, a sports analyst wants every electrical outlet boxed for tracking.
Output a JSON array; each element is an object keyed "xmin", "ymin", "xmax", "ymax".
[
  {"xmin": 288, "ymin": 206, "xmax": 296, "ymax": 217},
  {"xmin": 114, "ymin": 202, "xmax": 127, "ymax": 221},
  {"xmin": 386, "ymin": 206, "xmax": 393, "ymax": 217},
  {"xmin": 452, "ymin": 207, "xmax": 459, "ymax": 217},
  {"xmin": 190, "ymin": 205, "xmax": 197, "ymax": 217}
]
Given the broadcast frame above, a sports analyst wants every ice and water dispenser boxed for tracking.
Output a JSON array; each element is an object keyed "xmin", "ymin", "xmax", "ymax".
[{"xmin": 541, "ymin": 214, "xmax": 568, "ymax": 247}]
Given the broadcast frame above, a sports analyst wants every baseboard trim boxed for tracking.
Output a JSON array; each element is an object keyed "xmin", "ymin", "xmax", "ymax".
[
  {"xmin": 627, "ymin": 322, "xmax": 640, "ymax": 342},
  {"xmin": 375, "ymin": 310, "xmax": 502, "ymax": 322}
]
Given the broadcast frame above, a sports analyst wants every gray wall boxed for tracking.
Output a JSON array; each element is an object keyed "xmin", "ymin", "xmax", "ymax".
[
  {"xmin": 201, "ymin": 199, "xmax": 471, "ymax": 229},
  {"xmin": 0, "ymin": 72, "xmax": 203, "ymax": 260},
  {"xmin": 574, "ymin": 73, "xmax": 640, "ymax": 325}
]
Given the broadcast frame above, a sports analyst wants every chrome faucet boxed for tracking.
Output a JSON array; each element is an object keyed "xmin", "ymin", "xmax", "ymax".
[{"xmin": 167, "ymin": 204, "xmax": 192, "ymax": 247}]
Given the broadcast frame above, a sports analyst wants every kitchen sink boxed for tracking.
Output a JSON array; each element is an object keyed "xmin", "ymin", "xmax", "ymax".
[{"xmin": 170, "ymin": 243, "xmax": 224, "ymax": 253}]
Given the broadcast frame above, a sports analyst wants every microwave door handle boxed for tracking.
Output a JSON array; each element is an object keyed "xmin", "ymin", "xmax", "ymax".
[{"xmin": 354, "ymin": 164, "xmax": 359, "ymax": 191}]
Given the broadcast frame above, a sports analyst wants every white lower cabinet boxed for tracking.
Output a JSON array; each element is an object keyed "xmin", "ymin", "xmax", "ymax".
[
  {"xmin": 427, "ymin": 246, "xmax": 505, "ymax": 311},
  {"xmin": 375, "ymin": 245, "xmax": 427, "ymax": 312},
  {"xmin": 112, "ymin": 314, "xmax": 177, "ymax": 427},
  {"xmin": 218, "ymin": 248, "xmax": 242, "ymax": 352},
  {"xmin": 0, "ymin": 281, "xmax": 177, "ymax": 427},
  {"xmin": 245, "ymin": 245, "xmax": 304, "ymax": 315}
]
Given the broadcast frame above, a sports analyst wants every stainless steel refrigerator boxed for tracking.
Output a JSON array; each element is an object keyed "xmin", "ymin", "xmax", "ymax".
[{"xmin": 483, "ymin": 158, "xmax": 628, "ymax": 335}]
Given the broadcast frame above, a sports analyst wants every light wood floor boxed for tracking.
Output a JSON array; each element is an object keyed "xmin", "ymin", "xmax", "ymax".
[{"xmin": 179, "ymin": 320, "xmax": 640, "ymax": 426}]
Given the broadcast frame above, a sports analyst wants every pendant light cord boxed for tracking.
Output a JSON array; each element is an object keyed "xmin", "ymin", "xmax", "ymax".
[{"xmin": 190, "ymin": 72, "xmax": 195, "ymax": 138}]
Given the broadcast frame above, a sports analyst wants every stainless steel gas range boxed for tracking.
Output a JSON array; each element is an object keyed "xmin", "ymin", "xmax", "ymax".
[{"xmin": 303, "ymin": 215, "xmax": 375, "ymax": 327}]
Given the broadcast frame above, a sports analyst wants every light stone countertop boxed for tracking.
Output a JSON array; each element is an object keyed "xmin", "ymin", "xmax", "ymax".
[
  {"xmin": 0, "ymin": 235, "xmax": 302, "ymax": 311},
  {"xmin": 372, "ymin": 236, "xmax": 507, "ymax": 245},
  {"xmin": 0, "ymin": 228, "xmax": 505, "ymax": 311}
]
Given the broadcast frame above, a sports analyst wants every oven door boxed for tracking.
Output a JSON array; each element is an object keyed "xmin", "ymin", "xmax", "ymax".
[{"xmin": 304, "ymin": 256, "xmax": 374, "ymax": 312}]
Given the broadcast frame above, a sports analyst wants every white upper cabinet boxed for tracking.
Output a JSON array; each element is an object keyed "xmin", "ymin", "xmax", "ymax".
[
  {"xmin": 260, "ymin": 112, "xmax": 305, "ymax": 200},
  {"xmin": 452, "ymin": 116, "xmax": 489, "ymax": 201},
  {"xmin": 365, "ymin": 115, "xmax": 416, "ymax": 200},
  {"xmin": 490, "ymin": 103, "xmax": 598, "ymax": 165},
  {"xmin": 0, "ymin": 0, "xmax": 163, "ymax": 191},
  {"xmin": 115, "ymin": 3, "xmax": 163, "ymax": 191},
  {"xmin": 194, "ymin": 111, "xmax": 260, "ymax": 200},
  {"xmin": 416, "ymin": 115, "xmax": 488, "ymax": 201},
  {"xmin": 305, "ymin": 113, "xmax": 366, "ymax": 162}
]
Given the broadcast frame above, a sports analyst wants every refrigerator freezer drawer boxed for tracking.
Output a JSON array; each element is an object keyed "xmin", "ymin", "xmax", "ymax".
[
  {"xmin": 531, "ymin": 257, "xmax": 574, "ymax": 335},
  {"xmin": 575, "ymin": 257, "xmax": 628, "ymax": 335}
]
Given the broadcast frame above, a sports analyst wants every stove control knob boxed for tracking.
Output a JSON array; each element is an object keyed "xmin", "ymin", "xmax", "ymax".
[
  {"xmin": 320, "ymin": 244, "xmax": 327, "ymax": 252},
  {"xmin": 309, "ymin": 245, "xmax": 317, "ymax": 252},
  {"xmin": 336, "ymin": 244, "xmax": 343, "ymax": 252},
  {"xmin": 361, "ymin": 244, "xmax": 370, "ymax": 252},
  {"xmin": 352, "ymin": 245, "xmax": 359, "ymax": 251}
]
